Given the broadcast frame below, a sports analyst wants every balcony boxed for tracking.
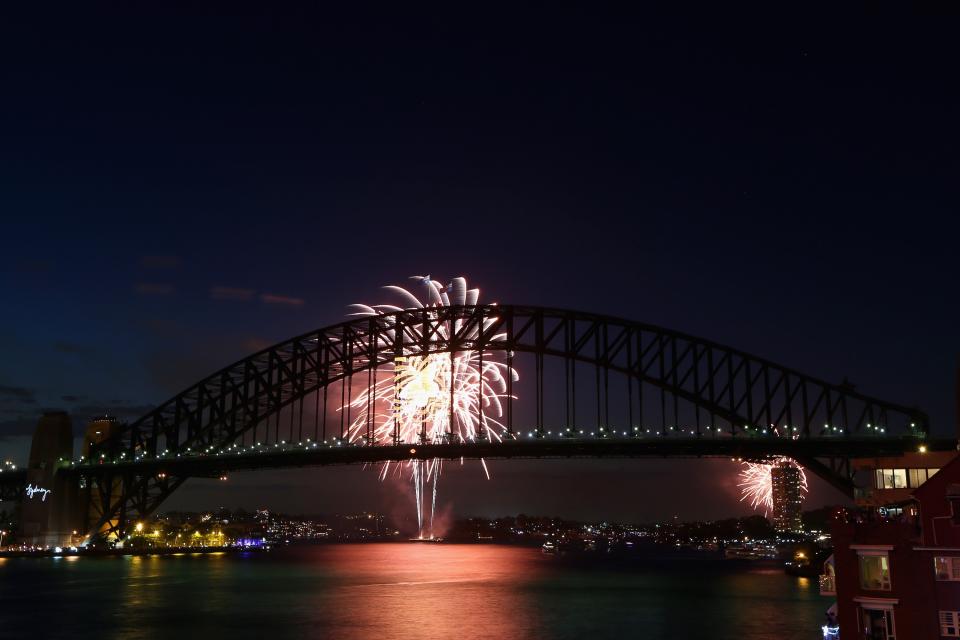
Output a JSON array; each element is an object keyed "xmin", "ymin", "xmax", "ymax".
[
  {"xmin": 832, "ymin": 516, "xmax": 920, "ymax": 545},
  {"xmin": 819, "ymin": 574, "xmax": 836, "ymax": 596}
]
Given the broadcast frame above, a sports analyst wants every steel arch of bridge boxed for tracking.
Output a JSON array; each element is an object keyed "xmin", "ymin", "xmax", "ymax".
[{"xmin": 81, "ymin": 304, "xmax": 927, "ymax": 538}]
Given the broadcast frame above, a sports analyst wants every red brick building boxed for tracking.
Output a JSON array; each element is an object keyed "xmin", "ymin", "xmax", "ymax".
[{"xmin": 824, "ymin": 451, "xmax": 960, "ymax": 639}]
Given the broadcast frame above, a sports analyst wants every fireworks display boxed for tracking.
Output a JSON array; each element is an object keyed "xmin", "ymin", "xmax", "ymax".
[
  {"xmin": 343, "ymin": 275, "xmax": 808, "ymax": 534},
  {"xmin": 737, "ymin": 457, "xmax": 808, "ymax": 515},
  {"xmin": 343, "ymin": 275, "xmax": 517, "ymax": 538}
]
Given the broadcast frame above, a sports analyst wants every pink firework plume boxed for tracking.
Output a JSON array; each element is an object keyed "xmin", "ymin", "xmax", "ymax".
[
  {"xmin": 737, "ymin": 457, "xmax": 808, "ymax": 515},
  {"xmin": 342, "ymin": 275, "xmax": 518, "ymax": 538}
]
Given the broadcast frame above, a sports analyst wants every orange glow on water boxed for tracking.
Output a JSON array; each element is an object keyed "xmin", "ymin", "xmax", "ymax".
[{"xmin": 315, "ymin": 544, "xmax": 542, "ymax": 640}]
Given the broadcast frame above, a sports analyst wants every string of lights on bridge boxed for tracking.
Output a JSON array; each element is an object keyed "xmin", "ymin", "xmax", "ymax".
[{"xmin": 55, "ymin": 421, "xmax": 913, "ymax": 472}]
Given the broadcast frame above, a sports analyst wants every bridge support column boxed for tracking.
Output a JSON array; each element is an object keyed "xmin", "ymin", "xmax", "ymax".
[
  {"xmin": 20, "ymin": 411, "xmax": 81, "ymax": 548},
  {"xmin": 80, "ymin": 417, "xmax": 126, "ymax": 543}
]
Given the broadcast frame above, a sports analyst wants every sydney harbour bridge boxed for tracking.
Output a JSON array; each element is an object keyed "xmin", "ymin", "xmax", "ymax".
[{"xmin": 0, "ymin": 304, "xmax": 943, "ymax": 543}]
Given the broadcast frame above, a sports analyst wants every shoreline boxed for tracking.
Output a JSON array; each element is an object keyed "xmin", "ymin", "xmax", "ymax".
[
  {"xmin": 0, "ymin": 540, "xmax": 792, "ymax": 567},
  {"xmin": 0, "ymin": 545, "xmax": 267, "ymax": 559}
]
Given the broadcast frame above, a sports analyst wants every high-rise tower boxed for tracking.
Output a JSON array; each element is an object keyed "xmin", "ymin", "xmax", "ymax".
[{"xmin": 771, "ymin": 460, "xmax": 803, "ymax": 534}]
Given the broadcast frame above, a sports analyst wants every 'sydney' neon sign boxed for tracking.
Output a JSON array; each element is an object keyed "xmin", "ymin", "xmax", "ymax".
[{"xmin": 25, "ymin": 484, "xmax": 52, "ymax": 501}]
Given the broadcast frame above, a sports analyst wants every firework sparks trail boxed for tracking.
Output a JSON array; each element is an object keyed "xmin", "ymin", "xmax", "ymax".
[
  {"xmin": 342, "ymin": 276, "xmax": 518, "ymax": 538},
  {"xmin": 737, "ymin": 457, "xmax": 808, "ymax": 515}
]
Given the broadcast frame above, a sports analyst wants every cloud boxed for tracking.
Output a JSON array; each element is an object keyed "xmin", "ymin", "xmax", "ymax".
[
  {"xmin": 260, "ymin": 293, "xmax": 305, "ymax": 307},
  {"xmin": 0, "ymin": 385, "xmax": 36, "ymax": 405},
  {"xmin": 136, "ymin": 317, "xmax": 184, "ymax": 340},
  {"xmin": 140, "ymin": 255, "xmax": 182, "ymax": 269},
  {"xmin": 53, "ymin": 341, "xmax": 95, "ymax": 356},
  {"xmin": 14, "ymin": 259, "xmax": 53, "ymax": 273},
  {"xmin": 134, "ymin": 283, "xmax": 175, "ymax": 296},
  {"xmin": 0, "ymin": 401, "xmax": 156, "ymax": 438},
  {"xmin": 241, "ymin": 337, "xmax": 273, "ymax": 353},
  {"xmin": 142, "ymin": 341, "xmax": 242, "ymax": 395},
  {"xmin": 71, "ymin": 403, "xmax": 157, "ymax": 422},
  {"xmin": 60, "ymin": 394, "xmax": 87, "ymax": 403},
  {"xmin": 0, "ymin": 416, "xmax": 37, "ymax": 437},
  {"xmin": 141, "ymin": 332, "xmax": 283, "ymax": 395},
  {"xmin": 211, "ymin": 286, "xmax": 256, "ymax": 301}
]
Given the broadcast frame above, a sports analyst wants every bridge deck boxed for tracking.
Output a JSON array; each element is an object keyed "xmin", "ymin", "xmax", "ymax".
[{"xmin": 66, "ymin": 436, "xmax": 946, "ymax": 479}]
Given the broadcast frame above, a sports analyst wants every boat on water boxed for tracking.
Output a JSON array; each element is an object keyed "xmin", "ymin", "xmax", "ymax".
[
  {"xmin": 408, "ymin": 537, "xmax": 443, "ymax": 543},
  {"xmin": 723, "ymin": 543, "xmax": 778, "ymax": 560},
  {"xmin": 541, "ymin": 541, "xmax": 557, "ymax": 554},
  {"xmin": 783, "ymin": 548, "xmax": 831, "ymax": 577}
]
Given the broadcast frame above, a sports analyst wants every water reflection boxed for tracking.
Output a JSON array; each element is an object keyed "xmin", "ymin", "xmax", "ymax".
[
  {"xmin": 311, "ymin": 544, "xmax": 543, "ymax": 640},
  {"xmin": 0, "ymin": 545, "xmax": 829, "ymax": 640}
]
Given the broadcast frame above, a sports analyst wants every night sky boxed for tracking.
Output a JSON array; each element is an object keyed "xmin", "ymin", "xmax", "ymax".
[{"xmin": 1, "ymin": 7, "xmax": 957, "ymax": 524}]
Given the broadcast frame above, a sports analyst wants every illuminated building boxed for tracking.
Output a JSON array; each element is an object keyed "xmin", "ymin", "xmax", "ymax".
[
  {"xmin": 771, "ymin": 459, "xmax": 803, "ymax": 534},
  {"xmin": 821, "ymin": 450, "xmax": 960, "ymax": 640}
]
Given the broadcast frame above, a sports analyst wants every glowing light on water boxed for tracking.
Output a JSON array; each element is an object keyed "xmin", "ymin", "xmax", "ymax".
[
  {"xmin": 737, "ymin": 457, "xmax": 808, "ymax": 515},
  {"xmin": 343, "ymin": 276, "xmax": 518, "ymax": 538}
]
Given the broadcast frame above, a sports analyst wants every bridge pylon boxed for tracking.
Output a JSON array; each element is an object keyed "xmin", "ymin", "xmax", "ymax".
[{"xmin": 19, "ymin": 412, "xmax": 80, "ymax": 547}]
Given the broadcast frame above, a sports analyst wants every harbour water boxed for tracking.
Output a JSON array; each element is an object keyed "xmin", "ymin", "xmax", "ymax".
[{"xmin": 0, "ymin": 544, "xmax": 830, "ymax": 639}]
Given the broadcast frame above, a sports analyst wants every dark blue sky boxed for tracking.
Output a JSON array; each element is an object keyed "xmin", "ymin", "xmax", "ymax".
[{"xmin": 1, "ymin": 6, "xmax": 957, "ymax": 521}]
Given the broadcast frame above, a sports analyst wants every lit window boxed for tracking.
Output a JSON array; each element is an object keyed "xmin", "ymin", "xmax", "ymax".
[
  {"xmin": 875, "ymin": 469, "xmax": 908, "ymax": 489},
  {"xmin": 930, "ymin": 468, "xmax": 941, "ymax": 478},
  {"xmin": 937, "ymin": 557, "xmax": 960, "ymax": 581},
  {"xmin": 908, "ymin": 468, "xmax": 928, "ymax": 488},
  {"xmin": 858, "ymin": 553, "xmax": 891, "ymax": 590},
  {"xmin": 941, "ymin": 611, "xmax": 960, "ymax": 637}
]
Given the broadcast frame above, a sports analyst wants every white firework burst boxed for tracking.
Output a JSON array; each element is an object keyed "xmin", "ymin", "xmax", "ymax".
[
  {"xmin": 342, "ymin": 275, "xmax": 518, "ymax": 538},
  {"xmin": 737, "ymin": 457, "xmax": 808, "ymax": 515}
]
